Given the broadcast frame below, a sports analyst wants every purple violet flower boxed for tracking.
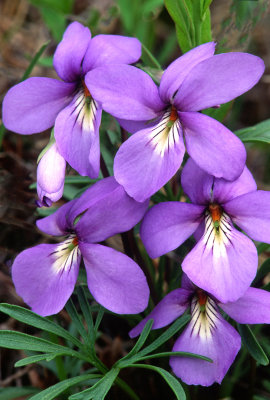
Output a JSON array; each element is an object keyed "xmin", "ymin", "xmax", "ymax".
[
  {"xmin": 129, "ymin": 275, "xmax": 270, "ymax": 386},
  {"xmin": 140, "ymin": 158, "xmax": 270, "ymax": 303},
  {"xmin": 2, "ymin": 22, "xmax": 141, "ymax": 178},
  {"xmin": 85, "ymin": 42, "xmax": 264, "ymax": 202},
  {"xmin": 36, "ymin": 142, "xmax": 66, "ymax": 207},
  {"xmin": 12, "ymin": 177, "xmax": 150, "ymax": 316}
]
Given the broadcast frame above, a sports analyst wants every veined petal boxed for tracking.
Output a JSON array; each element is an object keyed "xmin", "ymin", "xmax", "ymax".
[
  {"xmin": 82, "ymin": 34, "xmax": 141, "ymax": 72},
  {"xmin": 182, "ymin": 211, "xmax": 258, "ymax": 303},
  {"xmin": 114, "ymin": 111, "xmax": 185, "ymax": 202},
  {"xmin": 140, "ymin": 202, "xmax": 204, "ymax": 258},
  {"xmin": 220, "ymin": 287, "xmax": 270, "ymax": 324},
  {"xmin": 85, "ymin": 64, "xmax": 165, "ymax": 121},
  {"xmin": 3, "ymin": 78, "xmax": 75, "ymax": 134},
  {"xmin": 53, "ymin": 21, "xmax": 91, "ymax": 82},
  {"xmin": 12, "ymin": 241, "xmax": 80, "ymax": 316},
  {"xmin": 174, "ymin": 52, "xmax": 265, "ymax": 111},
  {"xmin": 55, "ymin": 89, "xmax": 102, "ymax": 178},
  {"xmin": 80, "ymin": 243, "xmax": 149, "ymax": 314},
  {"xmin": 224, "ymin": 190, "xmax": 270, "ymax": 243},
  {"xmin": 159, "ymin": 42, "xmax": 216, "ymax": 103},
  {"xmin": 129, "ymin": 289, "xmax": 190, "ymax": 338},
  {"xmin": 170, "ymin": 295, "xmax": 241, "ymax": 386},
  {"xmin": 181, "ymin": 111, "xmax": 246, "ymax": 181}
]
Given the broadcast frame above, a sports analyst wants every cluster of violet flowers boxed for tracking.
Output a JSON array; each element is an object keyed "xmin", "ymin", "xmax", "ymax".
[{"xmin": 3, "ymin": 21, "xmax": 270, "ymax": 387}]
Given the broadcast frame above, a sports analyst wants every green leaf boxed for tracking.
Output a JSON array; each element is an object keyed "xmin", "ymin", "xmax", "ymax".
[
  {"xmin": 137, "ymin": 350, "xmax": 212, "ymax": 363},
  {"xmin": 77, "ymin": 286, "xmax": 95, "ymax": 352},
  {"xmin": 128, "ymin": 364, "xmax": 186, "ymax": 400},
  {"xmin": 238, "ymin": 324, "xmax": 269, "ymax": 366},
  {"xmin": 0, "ymin": 387, "xmax": 39, "ymax": 400},
  {"xmin": 257, "ymin": 242, "xmax": 270, "ymax": 255},
  {"xmin": 0, "ymin": 303, "xmax": 82, "ymax": 348},
  {"xmin": 203, "ymin": 101, "xmax": 233, "ymax": 122},
  {"xmin": 69, "ymin": 368, "xmax": 120, "ymax": 400},
  {"xmin": 15, "ymin": 352, "xmax": 71, "ymax": 367},
  {"xmin": 138, "ymin": 314, "xmax": 190, "ymax": 357},
  {"xmin": 235, "ymin": 119, "xmax": 270, "ymax": 144},
  {"xmin": 253, "ymin": 258, "xmax": 270, "ymax": 285},
  {"xmin": 28, "ymin": 374, "xmax": 100, "ymax": 400},
  {"xmin": 0, "ymin": 330, "xmax": 81, "ymax": 357},
  {"xmin": 140, "ymin": 43, "xmax": 162, "ymax": 69}
]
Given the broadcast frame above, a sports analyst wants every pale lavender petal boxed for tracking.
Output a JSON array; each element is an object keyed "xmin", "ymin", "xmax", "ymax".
[
  {"xmin": 80, "ymin": 243, "xmax": 149, "ymax": 314},
  {"xmin": 181, "ymin": 111, "xmax": 246, "ymax": 181},
  {"xmin": 182, "ymin": 220, "xmax": 258, "ymax": 303},
  {"xmin": 70, "ymin": 177, "xmax": 148, "ymax": 243},
  {"xmin": 114, "ymin": 116, "xmax": 185, "ymax": 202},
  {"xmin": 53, "ymin": 21, "xmax": 91, "ymax": 82},
  {"xmin": 82, "ymin": 34, "xmax": 141, "ymax": 72},
  {"xmin": 170, "ymin": 305, "xmax": 241, "ymax": 386},
  {"xmin": 220, "ymin": 287, "xmax": 270, "ymax": 324},
  {"xmin": 129, "ymin": 289, "xmax": 190, "ymax": 338},
  {"xmin": 140, "ymin": 202, "xmax": 204, "ymax": 258},
  {"xmin": 212, "ymin": 166, "xmax": 257, "ymax": 204},
  {"xmin": 85, "ymin": 65, "xmax": 165, "ymax": 121},
  {"xmin": 159, "ymin": 42, "xmax": 216, "ymax": 103},
  {"xmin": 37, "ymin": 183, "xmax": 64, "ymax": 206},
  {"xmin": 37, "ymin": 142, "xmax": 66, "ymax": 196},
  {"xmin": 54, "ymin": 94, "xmax": 102, "ymax": 178},
  {"xmin": 12, "ymin": 243, "xmax": 80, "ymax": 316},
  {"xmin": 224, "ymin": 190, "xmax": 270, "ymax": 243},
  {"xmin": 174, "ymin": 53, "xmax": 265, "ymax": 111},
  {"xmin": 3, "ymin": 78, "xmax": 75, "ymax": 134},
  {"xmin": 36, "ymin": 200, "xmax": 77, "ymax": 236},
  {"xmin": 116, "ymin": 118, "xmax": 153, "ymax": 134},
  {"xmin": 181, "ymin": 158, "xmax": 213, "ymax": 205}
]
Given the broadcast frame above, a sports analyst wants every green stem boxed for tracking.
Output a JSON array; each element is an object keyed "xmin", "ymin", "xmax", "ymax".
[
  {"xmin": 48, "ymin": 332, "xmax": 67, "ymax": 381},
  {"xmin": 141, "ymin": 42, "xmax": 162, "ymax": 70}
]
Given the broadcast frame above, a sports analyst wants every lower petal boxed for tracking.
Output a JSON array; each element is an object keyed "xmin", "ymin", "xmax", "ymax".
[
  {"xmin": 181, "ymin": 111, "xmax": 246, "ymax": 181},
  {"xmin": 182, "ymin": 220, "xmax": 258, "ymax": 303},
  {"xmin": 12, "ymin": 243, "xmax": 80, "ymax": 316},
  {"xmin": 80, "ymin": 243, "xmax": 149, "ymax": 314},
  {"xmin": 170, "ymin": 309, "xmax": 241, "ymax": 386},
  {"xmin": 55, "ymin": 93, "xmax": 102, "ymax": 178},
  {"xmin": 114, "ymin": 115, "xmax": 185, "ymax": 202}
]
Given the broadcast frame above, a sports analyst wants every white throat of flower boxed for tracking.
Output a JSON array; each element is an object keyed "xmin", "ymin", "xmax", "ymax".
[
  {"xmin": 149, "ymin": 107, "xmax": 181, "ymax": 157},
  {"xmin": 72, "ymin": 84, "xmax": 98, "ymax": 132},
  {"xmin": 203, "ymin": 205, "xmax": 232, "ymax": 260},
  {"xmin": 50, "ymin": 235, "xmax": 80, "ymax": 274},
  {"xmin": 190, "ymin": 293, "xmax": 219, "ymax": 341}
]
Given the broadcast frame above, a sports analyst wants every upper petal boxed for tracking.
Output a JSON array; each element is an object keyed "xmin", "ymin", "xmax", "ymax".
[
  {"xmin": 181, "ymin": 158, "xmax": 213, "ymax": 205},
  {"xmin": 224, "ymin": 190, "xmax": 270, "ymax": 243},
  {"xmin": 220, "ymin": 287, "xmax": 270, "ymax": 324},
  {"xmin": 12, "ymin": 242, "xmax": 80, "ymax": 316},
  {"xmin": 54, "ymin": 92, "xmax": 102, "ymax": 178},
  {"xmin": 36, "ymin": 200, "xmax": 77, "ymax": 236},
  {"xmin": 181, "ymin": 111, "xmax": 246, "ymax": 181},
  {"xmin": 3, "ymin": 78, "xmax": 75, "ymax": 134},
  {"xmin": 182, "ymin": 213, "xmax": 258, "ymax": 303},
  {"xmin": 129, "ymin": 289, "xmax": 190, "ymax": 338},
  {"xmin": 82, "ymin": 34, "xmax": 141, "ymax": 72},
  {"xmin": 69, "ymin": 177, "xmax": 149, "ymax": 243},
  {"xmin": 53, "ymin": 21, "xmax": 91, "ymax": 82},
  {"xmin": 80, "ymin": 243, "xmax": 149, "ymax": 314},
  {"xmin": 85, "ymin": 64, "xmax": 165, "ymax": 121},
  {"xmin": 170, "ymin": 297, "xmax": 241, "ymax": 386},
  {"xmin": 174, "ymin": 52, "xmax": 265, "ymax": 111},
  {"xmin": 159, "ymin": 42, "xmax": 216, "ymax": 103},
  {"xmin": 140, "ymin": 202, "xmax": 204, "ymax": 258},
  {"xmin": 114, "ymin": 115, "xmax": 185, "ymax": 202}
]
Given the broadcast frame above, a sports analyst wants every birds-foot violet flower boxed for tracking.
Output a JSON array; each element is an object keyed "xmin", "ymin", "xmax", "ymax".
[
  {"xmin": 130, "ymin": 275, "xmax": 270, "ymax": 386},
  {"xmin": 140, "ymin": 158, "xmax": 270, "ymax": 303},
  {"xmin": 36, "ymin": 142, "xmax": 66, "ymax": 207},
  {"xmin": 85, "ymin": 42, "xmax": 264, "ymax": 201},
  {"xmin": 3, "ymin": 22, "xmax": 141, "ymax": 178},
  {"xmin": 12, "ymin": 177, "xmax": 149, "ymax": 316}
]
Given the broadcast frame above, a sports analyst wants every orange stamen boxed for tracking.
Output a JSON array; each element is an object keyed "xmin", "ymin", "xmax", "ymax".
[
  {"xmin": 209, "ymin": 203, "xmax": 222, "ymax": 222},
  {"xmin": 82, "ymin": 80, "xmax": 91, "ymax": 98},
  {"xmin": 72, "ymin": 237, "xmax": 79, "ymax": 246},
  {"xmin": 169, "ymin": 106, "xmax": 178, "ymax": 122},
  {"xmin": 197, "ymin": 289, "xmax": 207, "ymax": 306}
]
